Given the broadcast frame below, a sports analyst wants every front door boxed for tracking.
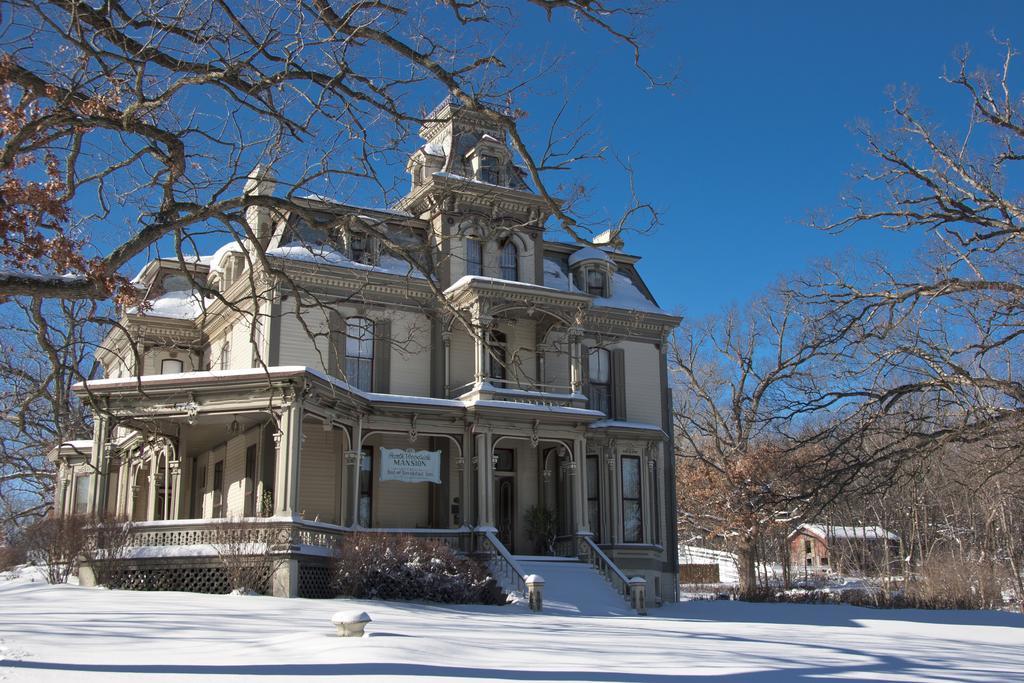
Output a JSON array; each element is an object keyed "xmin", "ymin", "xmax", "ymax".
[{"xmin": 496, "ymin": 475, "xmax": 515, "ymax": 551}]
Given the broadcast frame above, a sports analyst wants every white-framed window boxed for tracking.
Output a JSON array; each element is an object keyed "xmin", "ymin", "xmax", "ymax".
[
  {"xmin": 478, "ymin": 155, "xmax": 499, "ymax": 184},
  {"xmin": 466, "ymin": 237, "xmax": 483, "ymax": 277},
  {"xmin": 621, "ymin": 455, "xmax": 642, "ymax": 543},
  {"xmin": 161, "ymin": 358, "xmax": 184, "ymax": 374},
  {"xmin": 218, "ymin": 342, "xmax": 230, "ymax": 370},
  {"xmin": 489, "ymin": 330, "xmax": 507, "ymax": 382},
  {"xmin": 588, "ymin": 347, "xmax": 611, "ymax": 415},
  {"xmin": 586, "ymin": 268, "xmax": 607, "ymax": 297},
  {"xmin": 500, "ymin": 241, "xmax": 518, "ymax": 281},
  {"xmin": 73, "ymin": 474, "xmax": 90, "ymax": 515},
  {"xmin": 349, "ymin": 232, "xmax": 368, "ymax": 263},
  {"xmin": 345, "ymin": 317, "xmax": 375, "ymax": 391}
]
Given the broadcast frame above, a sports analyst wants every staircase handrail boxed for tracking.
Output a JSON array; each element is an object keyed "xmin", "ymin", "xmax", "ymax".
[
  {"xmin": 479, "ymin": 530, "xmax": 528, "ymax": 596},
  {"xmin": 577, "ymin": 534, "xmax": 631, "ymax": 601}
]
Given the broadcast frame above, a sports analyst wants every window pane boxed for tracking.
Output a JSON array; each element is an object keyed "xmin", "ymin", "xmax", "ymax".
[
  {"xmin": 621, "ymin": 455, "xmax": 642, "ymax": 543},
  {"xmin": 623, "ymin": 501, "xmax": 642, "ymax": 543},
  {"xmin": 589, "ymin": 348, "xmax": 609, "ymax": 382},
  {"xmin": 467, "ymin": 238, "xmax": 482, "ymax": 276},
  {"xmin": 621, "ymin": 456, "xmax": 640, "ymax": 499},
  {"xmin": 587, "ymin": 269, "xmax": 605, "ymax": 296},
  {"xmin": 479, "ymin": 155, "xmax": 499, "ymax": 184},
  {"xmin": 500, "ymin": 242, "xmax": 518, "ymax": 280},
  {"xmin": 346, "ymin": 357, "xmax": 373, "ymax": 392},
  {"xmin": 346, "ymin": 318, "xmax": 374, "ymax": 359},
  {"xmin": 161, "ymin": 358, "xmax": 184, "ymax": 374},
  {"xmin": 74, "ymin": 475, "xmax": 90, "ymax": 515}
]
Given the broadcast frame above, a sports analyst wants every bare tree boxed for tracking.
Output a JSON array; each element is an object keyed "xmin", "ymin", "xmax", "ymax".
[
  {"xmin": 0, "ymin": 298, "xmax": 99, "ymax": 528},
  {"xmin": 807, "ymin": 40, "xmax": 1024, "ymax": 454},
  {"xmin": 0, "ymin": 0, "xmax": 666, "ymax": 304}
]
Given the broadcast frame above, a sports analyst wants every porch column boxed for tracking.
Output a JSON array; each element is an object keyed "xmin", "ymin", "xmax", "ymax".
[
  {"xmin": 346, "ymin": 416, "xmax": 363, "ymax": 526},
  {"xmin": 86, "ymin": 415, "xmax": 109, "ymax": 515},
  {"xmin": 442, "ymin": 330, "xmax": 452, "ymax": 397},
  {"xmin": 475, "ymin": 431, "xmax": 495, "ymax": 529},
  {"xmin": 574, "ymin": 436, "xmax": 590, "ymax": 535},
  {"xmin": 459, "ymin": 430, "xmax": 473, "ymax": 526},
  {"xmin": 175, "ymin": 433, "xmax": 191, "ymax": 519},
  {"xmin": 640, "ymin": 444, "xmax": 652, "ymax": 544},
  {"xmin": 473, "ymin": 313, "xmax": 493, "ymax": 385},
  {"xmin": 606, "ymin": 443, "xmax": 620, "ymax": 544},
  {"xmin": 115, "ymin": 455, "xmax": 131, "ymax": 517},
  {"xmin": 568, "ymin": 327, "xmax": 583, "ymax": 394},
  {"xmin": 146, "ymin": 447, "xmax": 159, "ymax": 522},
  {"xmin": 273, "ymin": 399, "xmax": 303, "ymax": 516}
]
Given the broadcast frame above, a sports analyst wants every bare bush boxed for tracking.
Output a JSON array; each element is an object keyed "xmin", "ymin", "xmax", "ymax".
[
  {"xmin": 209, "ymin": 519, "xmax": 288, "ymax": 595},
  {"xmin": 81, "ymin": 516, "xmax": 137, "ymax": 589},
  {"xmin": 332, "ymin": 533, "xmax": 504, "ymax": 605},
  {"xmin": 21, "ymin": 515, "xmax": 89, "ymax": 584},
  {"xmin": 0, "ymin": 541, "xmax": 26, "ymax": 571}
]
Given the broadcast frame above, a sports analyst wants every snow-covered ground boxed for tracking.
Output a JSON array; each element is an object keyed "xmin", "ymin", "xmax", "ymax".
[{"xmin": 1, "ymin": 568, "xmax": 1023, "ymax": 682}]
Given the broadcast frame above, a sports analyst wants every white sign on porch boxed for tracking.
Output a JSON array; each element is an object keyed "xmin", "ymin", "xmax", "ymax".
[{"xmin": 379, "ymin": 448, "xmax": 442, "ymax": 484}]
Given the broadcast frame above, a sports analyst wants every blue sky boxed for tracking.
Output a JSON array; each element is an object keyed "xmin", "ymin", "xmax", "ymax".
[
  {"xmin": 514, "ymin": 1, "xmax": 1022, "ymax": 317},
  {"xmin": 110, "ymin": 1, "xmax": 1022, "ymax": 319}
]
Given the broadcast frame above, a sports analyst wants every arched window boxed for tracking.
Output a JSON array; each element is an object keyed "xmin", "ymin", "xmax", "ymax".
[
  {"xmin": 218, "ymin": 341, "xmax": 230, "ymax": 370},
  {"xmin": 161, "ymin": 358, "xmax": 184, "ymax": 375},
  {"xmin": 488, "ymin": 330, "xmax": 507, "ymax": 383},
  {"xmin": 466, "ymin": 237, "xmax": 483, "ymax": 277},
  {"xmin": 587, "ymin": 347, "xmax": 611, "ymax": 415},
  {"xmin": 500, "ymin": 241, "xmax": 518, "ymax": 281},
  {"xmin": 346, "ymin": 317, "xmax": 375, "ymax": 391}
]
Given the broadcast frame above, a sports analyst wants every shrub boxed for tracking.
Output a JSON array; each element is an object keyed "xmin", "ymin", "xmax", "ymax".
[
  {"xmin": 332, "ymin": 533, "xmax": 505, "ymax": 604},
  {"xmin": 0, "ymin": 542, "xmax": 26, "ymax": 571},
  {"xmin": 210, "ymin": 518, "xmax": 289, "ymax": 595},
  {"xmin": 21, "ymin": 515, "xmax": 89, "ymax": 584},
  {"xmin": 81, "ymin": 516, "xmax": 138, "ymax": 588},
  {"xmin": 523, "ymin": 505, "xmax": 558, "ymax": 555}
]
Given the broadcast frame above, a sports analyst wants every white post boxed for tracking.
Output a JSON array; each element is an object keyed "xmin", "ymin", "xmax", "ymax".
[
  {"xmin": 346, "ymin": 415, "xmax": 364, "ymax": 526},
  {"xmin": 574, "ymin": 436, "xmax": 589, "ymax": 535},
  {"xmin": 568, "ymin": 327, "xmax": 583, "ymax": 394},
  {"xmin": 525, "ymin": 574, "xmax": 545, "ymax": 612},
  {"xmin": 86, "ymin": 416, "xmax": 109, "ymax": 515},
  {"xmin": 629, "ymin": 576, "xmax": 647, "ymax": 615},
  {"xmin": 475, "ymin": 431, "xmax": 494, "ymax": 529},
  {"xmin": 273, "ymin": 399, "xmax": 303, "ymax": 516}
]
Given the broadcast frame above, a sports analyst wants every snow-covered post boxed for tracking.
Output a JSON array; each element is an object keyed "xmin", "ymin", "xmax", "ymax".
[
  {"xmin": 628, "ymin": 576, "xmax": 647, "ymax": 615},
  {"xmin": 525, "ymin": 574, "xmax": 544, "ymax": 612}
]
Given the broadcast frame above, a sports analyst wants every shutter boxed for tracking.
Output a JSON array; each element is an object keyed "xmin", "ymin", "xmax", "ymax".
[
  {"xmin": 373, "ymin": 319, "xmax": 391, "ymax": 393},
  {"xmin": 580, "ymin": 343, "xmax": 591, "ymax": 400},
  {"xmin": 611, "ymin": 347, "xmax": 627, "ymax": 420},
  {"xmin": 328, "ymin": 310, "xmax": 345, "ymax": 377}
]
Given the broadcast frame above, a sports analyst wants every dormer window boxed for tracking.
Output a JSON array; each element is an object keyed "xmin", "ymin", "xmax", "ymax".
[
  {"xmin": 500, "ymin": 241, "xmax": 519, "ymax": 281},
  {"xmin": 586, "ymin": 269, "xmax": 607, "ymax": 297},
  {"xmin": 467, "ymin": 237, "xmax": 483, "ymax": 276},
  {"xmin": 479, "ymin": 155, "xmax": 499, "ymax": 184},
  {"xmin": 350, "ymin": 233, "xmax": 367, "ymax": 263}
]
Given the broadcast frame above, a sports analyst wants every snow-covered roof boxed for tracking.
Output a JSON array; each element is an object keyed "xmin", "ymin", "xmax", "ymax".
[
  {"xmin": 130, "ymin": 289, "xmax": 208, "ymax": 320},
  {"xmin": 266, "ymin": 243, "xmax": 427, "ymax": 280},
  {"xmin": 542, "ymin": 258, "xmax": 668, "ymax": 314},
  {"xmin": 74, "ymin": 366, "xmax": 606, "ymax": 419},
  {"xmin": 444, "ymin": 275, "xmax": 559, "ymax": 294},
  {"xmin": 795, "ymin": 524, "xmax": 899, "ymax": 542},
  {"xmin": 567, "ymin": 246, "xmax": 613, "ymax": 266}
]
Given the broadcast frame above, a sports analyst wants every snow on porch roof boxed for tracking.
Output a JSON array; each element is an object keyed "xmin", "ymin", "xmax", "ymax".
[{"xmin": 73, "ymin": 366, "xmax": 605, "ymax": 418}]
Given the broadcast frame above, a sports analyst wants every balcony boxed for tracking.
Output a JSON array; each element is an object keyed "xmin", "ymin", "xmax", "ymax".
[{"xmin": 449, "ymin": 378, "xmax": 588, "ymax": 409}]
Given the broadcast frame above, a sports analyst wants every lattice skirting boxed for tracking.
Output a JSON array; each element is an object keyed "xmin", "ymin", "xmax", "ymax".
[
  {"xmin": 297, "ymin": 561, "xmax": 334, "ymax": 599},
  {"xmin": 104, "ymin": 558, "xmax": 235, "ymax": 594}
]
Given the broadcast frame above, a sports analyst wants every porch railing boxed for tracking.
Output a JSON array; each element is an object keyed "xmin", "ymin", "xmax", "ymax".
[
  {"xmin": 576, "ymin": 534, "xmax": 632, "ymax": 604},
  {"xmin": 477, "ymin": 529, "xmax": 528, "ymax": 596}
]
